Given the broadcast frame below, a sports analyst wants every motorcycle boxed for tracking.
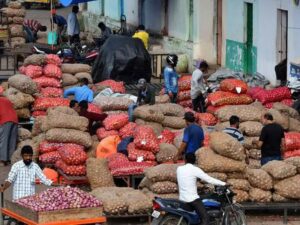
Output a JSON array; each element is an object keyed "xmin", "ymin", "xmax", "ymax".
[{"xmin": 151, "ymin": 185, "xmax": 246, "ymax": 225}]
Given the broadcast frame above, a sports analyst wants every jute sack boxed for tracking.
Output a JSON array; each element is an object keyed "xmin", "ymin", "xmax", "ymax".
[
  {"xmin": 8, "ymin": 74, "xmax": 38, "ymax": 95},
  {"xmin": 145, "ymin": 164, "xmax": 179, "ymax": 183},
  {"xmin": 86, "ymin": 158, "xmax": 115, "ymax": 189},
  {"xmin": 288, "ymin": 118, "xmax": 300, "ymax": 132},
  {"xmin": 153, "ymin": 103, "xmax": 185, "ymax": 117},
  {"xmin": 246, "ymin": 168, "xmax": 273, "ymax": 190},
  {"xmin": 227, "ymin": 179, "xmax": 250, "ymax": 191},
  {"xmin": 133, "ymin": 105, "xmax": 165, "ymax": 123},
  {"xmin": 284, "ymin": 157, "xmax": 300, "ymax": 173},
  {"xmin": 139, "ymin": 177, "xmax": 152, "ymax": 189},
  {"xmin": 207, "ymin": 173, "xmax": 227, "ymax": 182},
  {"xmin": 156, "ymin": 143, "xmax": 178, "ymax": 163},
  {"xmin": 249, "ymin": 188, "xmax": 272, "ymax": 203},
  {"xmin": 173, "ymin": 131, "xmax": 184, "ymax": 149},
  {"xmin": 216, "ymin": 105, "xmax": 265, "ymax": 122},
  {"xmin": 267, "ymin": 109, "xmax": 289, "ymax": 130},
  {"xmin": 31, "ymin": 116, "xmax": 47, "ymax": 137},
  {"xmin": 233, "ymin": 189, "xmax": 249, "ymax": 203},
  {"xmin": 248, "ymin": 159, "xmax": 261, "ymax": 169},
  {"xmin": 150, "ymin": 181, "xmax": 178, "ymax": 194},
  {"xmin": 214, "ymin": 122, "xmax": 230, "ymax": 132},
  {"xmin": 196, "ymin": 147, "xmax": 246, "ymax": 173},
  {"xmin": 62, "ymin": 73, "xmax": 78, "ymax": 86},
  {"xmin": 11, "ymin": 37, "xmax": 25, "ymax": 48},
  {"xmin": 5, "ymin": 87, "xmax": 34, "ymax": 109},
  {"xmin": 91, "ymin": 188, "xmax": 127, "ymax": 214},
  {"xmin": 209, "ymin": 132, "xmax": 245, "ymax": 161},
  {"xmin": 262, "ymin": 160, "xmax": 297, "ymax": 179},
  {"xmin": 274, "ymin": 175, "xmax": 300, "ymax": 199},
  {"xmin": 12, "ymin": 16, "xmax": 24, "ymax": 24},
  {"xmin": 243, "ymin": 136, "xmax": 259, "ymax": 150},
  {"xmin": 272, "ymin": 102, "xmax": 300, "ymax": 120},
  {"xmin": 8, "ymin": 1, "xmax": 22, "ymax": 9},
  {"xmin": 135, "ymin": 119, "xmax": 164, "ymax": 136},
  {"xmin": 247, "ymin": 149, "xmax": 261, "ymax": 160},
  {"xmin": 45, "ymin": 110, "xmax": 88, "ymax": 131},
  {"xmin": 75, "ymin": 72, "xmax": 93, "ymax": 83},
  {"xmin": 9, "ymin": 25, "xmax": 24, "ymax": 37},
  {"xmin": 226, "ymin": 172, "xmax": 246, "ymax": 180},
  {"xmin": 1, "ymin": 8, "xmax": 25, "ymax": 17},
  {"xmin": 47, "ymin": 106, "xmax": 78, "ymax": 116},
  {"xmin": 46, "ymin": 128, "xmax": 92, "ymax": 148},
  {"xmin": 120, "ymin": 190, "xmax": 152, "ymax": 214},
  {"xmin": 162, "ymin": 116, "xmax": 186, "ymax": 129},
  {"xmin": 18, "ymin": 128, "xmax": 31, "ymax": 142},
  {"xmin": 93, "ymin": 95, "xmax": 133, "ymax": 111},
  {"xmin": 155, "ymin": 94, "xmax": 170, "ymax": 104},
  {"xmin": 240, "ymin": 121, "xmax": 263, "ymax": 137},
  {"xmin": 272, "ymin": 193, "xmax": 290, "ymax": 202},
  {"xmin": 16, "ymin": 108, "xmax": 30, "ymax": 119},
  {"xmin": 23, "ymin": 54, "xmax": 45, "ymax": 66},
  {"xmin": 61, "ymin": 63, "xmax": 91, "ymax": 74}
]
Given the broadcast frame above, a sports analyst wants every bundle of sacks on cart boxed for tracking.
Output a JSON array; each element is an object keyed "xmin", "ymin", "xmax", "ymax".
[
  {"xmin": 86, "ymin": 158, "xmax": 153, "ymax": 215},
  {"xmin": 0, "ymin": 1, "xmax": 26, "ymax": 48}
]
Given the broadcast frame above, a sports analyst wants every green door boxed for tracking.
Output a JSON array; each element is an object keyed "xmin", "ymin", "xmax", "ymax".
[{"xmin": 245, "ymin": 3, "xmax": 253, "ymax": 74}]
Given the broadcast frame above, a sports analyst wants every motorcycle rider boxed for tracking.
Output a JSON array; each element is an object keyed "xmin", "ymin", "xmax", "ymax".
[{"xmin": 177, "ymin": 153, "xmax": 226, "ymax": 225}]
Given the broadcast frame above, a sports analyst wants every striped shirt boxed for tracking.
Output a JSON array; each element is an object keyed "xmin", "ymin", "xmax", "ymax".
[
  {"xmin": 23, "ymin": 19, "xmax": 41, "ymax": 33},
  {"xmin": 223, "ymin": 127, "xmax": 244, "ymax": 143},
  {"xmin": 6, "ymin": 161, "xmax": 52, "ymax": 200}
]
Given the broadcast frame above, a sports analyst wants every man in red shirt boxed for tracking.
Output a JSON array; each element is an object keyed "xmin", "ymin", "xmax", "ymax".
[
  {"xmin": 23, "ymin": 19, "xmax": 47, "ymax": 42},
  {"xmin": 0, "ymin": 96, "xmax": 18, "ymax": 166}
]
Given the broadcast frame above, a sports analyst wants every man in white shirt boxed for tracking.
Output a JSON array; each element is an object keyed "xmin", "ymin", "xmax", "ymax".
[
  {"xmin": 0, "ymin": 145, "xmax": 54, "ymax": 200},
  {"xmin": 67, "ymin": 6, "xmax": 80, "ymax": 44},
  {"xmin": 191, "ymin": 61, "xmax": 209, "ymax": 112},
  {"xmin": 177, "ymin": 153, "xmax": 226, "ymax": 225}
]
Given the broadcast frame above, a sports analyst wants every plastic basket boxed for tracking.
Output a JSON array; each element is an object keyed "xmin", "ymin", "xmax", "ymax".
[{"xmin": 47, "ymin": 31, "xmax": 57, "ymax": 45}]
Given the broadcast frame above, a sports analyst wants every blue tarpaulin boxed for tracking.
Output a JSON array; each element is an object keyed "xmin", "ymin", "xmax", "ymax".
[{"xmin": 59, "ymin": 0, "xmax": 95, "ymax": 7}]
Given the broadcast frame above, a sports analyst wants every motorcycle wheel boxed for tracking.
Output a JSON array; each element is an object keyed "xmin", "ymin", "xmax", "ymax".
[
  {"xmin": 223, "ymin": 205, "xmax": 247, "ymax": 225},
  {"xmin": 158, "ymin": 214, "xmax": 188, "ymax": 225}
]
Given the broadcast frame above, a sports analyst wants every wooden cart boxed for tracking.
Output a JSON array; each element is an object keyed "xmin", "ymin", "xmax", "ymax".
[{"xmin": 1, "ymin": 200, "xmax": 106, "ymax": 225}]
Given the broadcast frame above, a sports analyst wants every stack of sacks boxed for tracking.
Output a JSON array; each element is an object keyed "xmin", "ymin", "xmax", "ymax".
[
  {"xmin": 139, "ymin": 164, "xmax": 180, "ymax": 199},
  {"xmin": 248, "ymin": 86, "xmax": 292, "ymax": 109},
  {"xmin": 1, "ymin": 2, "xmax": 26, "ymax": 48},
  {"xmin": 6, "ymin": 74, "xmax": 37, "ymax": 119},
  {"xmin": 284, "ymin": 132, "xmax": 300, "ymax": 158},
  {"xmin": 107, "ymin": 153, "xmax": 155, "ymax": 176},
  {"xmin": 61, "ymin": 63, "xmax": 92, "ymax": 90},
  {"xmin": 94, "ymin": 80, "xmax": 126, "ymax": 94},
  {"xmin": 196, "ymin": 132, "xmax": 249, "ymax": 203},
  {"xmin": 10, "ymin": 127, "xmax": 32, "ymax": 163},
  {"xmin": 185, "ymin": 108, "xmax": 218, "ymax": 126},
  {"xmin": 206, "ymin": 79, "xmax": 252, "ymax": 112},
  {"xmin": 177, "ymin": 75, "xmax": 192, "ymax": 108},
  {"xmin": 91, "ymin": 187, "xmax": 152, "ymax": 215}
]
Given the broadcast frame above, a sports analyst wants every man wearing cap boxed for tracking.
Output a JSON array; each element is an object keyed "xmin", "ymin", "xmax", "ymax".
[
  {"xmin": 51, "ymin": 9, "xmax": 67, "ymax": 44},
  {"xmin": 177, "ymin": 112, "xmax": 204, "ymax": 159},
  {"xmin": 128, "ymin": 78, "xmax": 155, "ymax": 122},
  {"xmin": 191, "ymin": 60, "xmax": 209, "ymax": 112}
]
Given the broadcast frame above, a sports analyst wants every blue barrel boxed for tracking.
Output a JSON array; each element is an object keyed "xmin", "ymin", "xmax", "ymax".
[{"xmin": 59, "ymin": 0, "xmax": 96, "ymax": 7}]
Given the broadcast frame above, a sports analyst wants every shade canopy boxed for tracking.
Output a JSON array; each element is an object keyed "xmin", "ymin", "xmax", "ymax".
[{"xmin": 59, "ymin": 0, "xmax": 96, "ymax": 7}]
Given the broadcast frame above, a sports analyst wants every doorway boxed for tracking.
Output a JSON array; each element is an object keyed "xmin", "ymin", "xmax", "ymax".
[
  {"xmin": 216, "ymin": 0, "xmax": 222, "ymax": 65},
  {"xmin": 276, "ymin": 9, "xmax": 288, "ymax": 63},
  {"xmin": 244, "ymin": 3, "xmax": 253, "ymax": 74}
]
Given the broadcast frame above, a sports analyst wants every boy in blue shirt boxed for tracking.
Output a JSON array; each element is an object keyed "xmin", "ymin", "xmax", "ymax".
[{"xmin": 164, "ymin": 54, "xmax": 179, "ymax": 103}]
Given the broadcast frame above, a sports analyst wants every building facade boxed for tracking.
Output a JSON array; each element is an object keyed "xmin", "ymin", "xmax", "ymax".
[{"xmin": 82, "ymin": 0, "xmax": 300, "ymax": 84}]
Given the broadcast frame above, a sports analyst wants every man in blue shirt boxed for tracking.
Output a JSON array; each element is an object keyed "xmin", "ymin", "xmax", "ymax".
[
  {"xmin": 164, "ymin": 54, "xmax": 179, "ymax": 103},
  {"xmin": 178, "ymin": 112, "xmax": 204, "ymax": 159},
  {"xmin": 51, "ymin": 9, "xmax": 67, "ymax": 44},
  {"xmin": 67, "ymin": 6, "xmax": 80, "ymax": 44},
  {"xmin": 64, "ymin": 78, "xmax": 93, "ymax": 103},
  {"xmin": 223, "ymin": 115, "xmax": 244, "ymax": 143}
]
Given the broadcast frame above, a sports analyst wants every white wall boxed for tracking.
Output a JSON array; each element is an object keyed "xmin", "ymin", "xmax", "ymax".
[
  {"xmin": 143, "ymin": 0, "xmax": 164, "ymax": 33},
  {"xmin": 87, "ymin": 0, "xmax": 102, "ymax": 14},
  {"xmin": 105, "ymin": 0, "xmax": 119, "ymax": 20},
  {"xmin": 124, "ymin": 0, "xmax": 139, "ymax": 26}
]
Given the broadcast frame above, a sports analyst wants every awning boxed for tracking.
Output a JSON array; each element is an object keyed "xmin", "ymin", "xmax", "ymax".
[{"xmin": 59, "ymin": 0, "xmax": 96, "ymax": 7}]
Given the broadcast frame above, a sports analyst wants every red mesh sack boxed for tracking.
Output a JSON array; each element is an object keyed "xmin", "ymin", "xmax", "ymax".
[
  {"xmin": 88, "ymin": 103, "xmax": 102, "ymax": 114},
  {"xmin": 39, "ymin": 141, "xmax": 66, "ymax": 154},
  {"xmin": 43, "ymin": 64, "xmax": 62, "ymax": 79},
  {"xmin": 103, "ymin": 113, "xmax": 129, "ymax": 131},
  {"xmin": 107, "ymin": 153, "xmax": 129, "ymax": 170},
  {"xmin": 96, "ymin": 128, "xmax": 119, "ymax": 140},
  {"xmin": 284, "ymin": 150, "xmax": 300, "ymax": 159},
  {"xmin": 178, "ymin": 75, "xmax": 192, "ymax": 91},
  {"xmin": 178, "ymin": 99, "xmax": 193, "ymax": 108},
  {"xmin": 158, "ymin": 129, "xmax": 176, "ymax": 144},
  {"xmin": 96, "ymin": 80, "xmax": 125, "ymax": 93},
  {"xmin": 58, "ymin": 144, "xmax": 87, "ymax": 165},
  {"xmin": 196, "ymin": 113, "xmax": 218, "ymax": 126},
  {"xmin": 177, "ymin": 90, "xmax": 191, "ymax": 101},
  {"xmin": 247, "ymin": 87, "xmax": 264, "ymax": 99},
  {"xmin": 32, "ymin": 110, "xmax": 47, "ymax": 117},
  {"xmin": 127, "ymin": 143, "xmax": 156, "ymax": 161},
  {"xmin": 55, "ymin": 160, "xmax": 86, "ymax": 176},
  {"xmin": 45, "ymin": 54, "xmax": 61, "ymax": 66},
  {"xmin": 133, "ymin": 126, "xmax": 159, "ymax": 153},
  {"xmin": 119, "ymin": 122, "xmax": 137, "ymax": 138},
  {"xmin": 33, "ymin": 97, "xmax": 70, "ymax": 111},
  {"xmin": 24, "ymin": 65, "xmax": 43, "ymax": 78},
  {"xmin": 264, "ymin": 102, "xmax": 273, "ymax": 109},
  {"xmin": 33, "ymin": 77, "xmax": 61, "ymax": 88},
  {"xmin": 19, "ymin": 66, "xmax": 27, "ymax": 74},
  {"xmin": 39, "ymin": 151, "xmax": 61, "ymax": 164},
  {"xmin": 207, "ymin": 91, "xmax": 253, "ymax": 106},
  {"xmin": 285, "ymin": 132, "xmax": 300, "ymax": 151},
  {"xmin": 206, "ymin": 105, "xmax": 226, "ymax": 114},
  {"xmin": 220, "ymin": 79, "xmax": 248, "ymax": 94},
  {"xmin": 110, "ymin": 161, "xmax": 156, "ymax": 176},
  {"xmin": 255, "ymin": 87, "xmax": 291, "ymax": 104},
  {"xmin": 40, "ymin": 87, "xmax": 63, "ymax": 98},
  {"xmin": 281, "ymin": 99, "xmax": 293, "ymax": 107}
]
